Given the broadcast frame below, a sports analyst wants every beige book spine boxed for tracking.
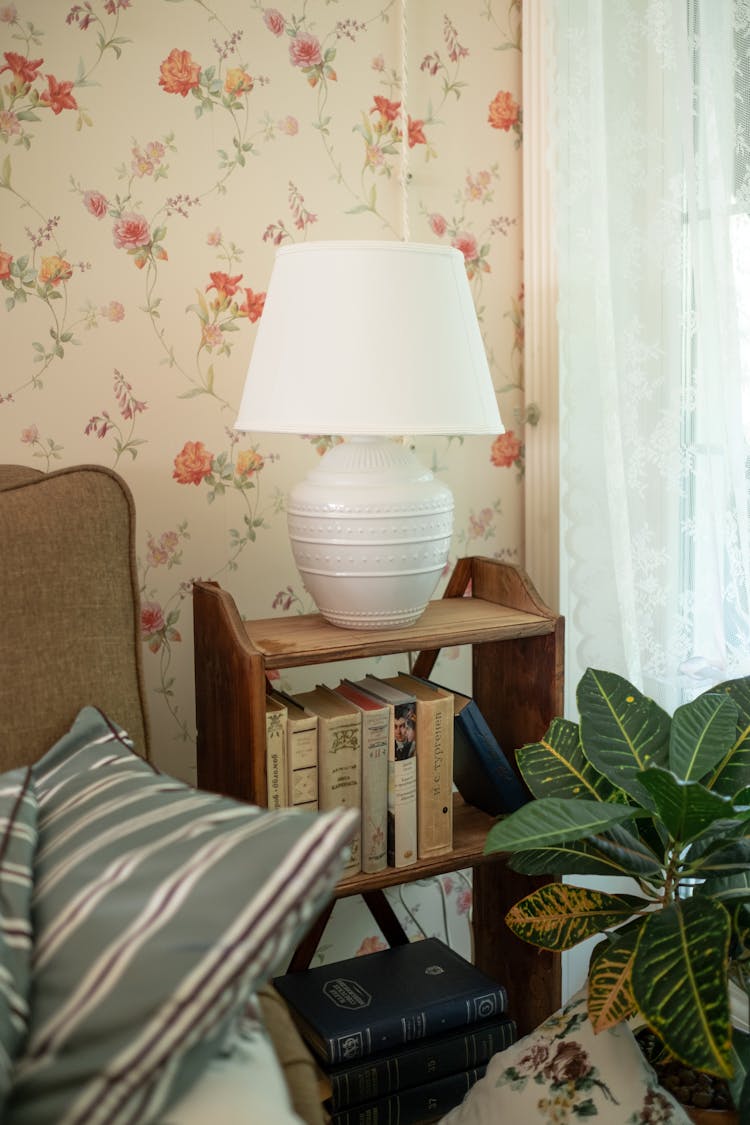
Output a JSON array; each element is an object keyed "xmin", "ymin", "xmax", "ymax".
[
  {"xmin": 318, "ymin": 713, "xmax": 362, "ymax": 874},
  {"xmin": 287, "ymin": 716, "xmax": 319, "ymax": 811},
  {"xmin": 388, "ymin": 752, "xmax": 417, "ymax": 868},
  {"xmin": 359, "ymin": 707, "xmax": 389, "ymax": 873},
  {"xmin": 265, "ymin": 696, "xmax": 287, "ymax": 809}
]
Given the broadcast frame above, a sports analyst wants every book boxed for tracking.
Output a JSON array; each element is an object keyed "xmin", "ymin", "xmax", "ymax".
[
  {"xmin": 265, "ymin": 694, "xmax": 287, "ymax": 809},
  {"xmin": 327, "ymin": 1065, "xmax": 488, "ymax": 1125},
  {"xmin": 333, "ymin": 681, "xmax": 389, "ymax": 874},
  {"xmin": 432, "ymin": 681, "xmax": 529, "ymax": 816},
  {"xmin": 294, "ymin": 684, "xmax": 362, "ymax": 874},
  {"xmin": 384, "ymin": 673, "xmax": 454, "ymax": 859},
  {"xmin": 270, "ymin": 689, "xmax": 319, "ymax": 811},
  {"xmin": 273, "ymin": 937, "xmax": 508, "ymax": 1065},
  {"xmin": 349, "ymin": 676, "xmax": 417, "ymax": 869},
  {"xmin": 323, "ymin": 1016, "xmax": 517, "ymax": 1110}
]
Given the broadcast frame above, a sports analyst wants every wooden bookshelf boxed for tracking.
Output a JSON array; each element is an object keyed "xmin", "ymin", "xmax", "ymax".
[{"xmin": 193, "ymin": 557, "xmax": 564, "ymax": 1036}]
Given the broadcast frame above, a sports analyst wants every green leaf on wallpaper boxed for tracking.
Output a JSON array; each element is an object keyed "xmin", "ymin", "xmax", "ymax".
[
  {"xmin": 345, "ymin": 205, "xmax": 371, "ymax": 215},
  {"xmin": 178, "ymin": 387, "xmax": 206, "ymax": 399}
]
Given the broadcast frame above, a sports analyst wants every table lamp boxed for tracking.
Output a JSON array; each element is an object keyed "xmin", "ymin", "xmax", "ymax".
[{"xmin": 234, "ymin": 240, "xmax": 503, "ymax": 630}]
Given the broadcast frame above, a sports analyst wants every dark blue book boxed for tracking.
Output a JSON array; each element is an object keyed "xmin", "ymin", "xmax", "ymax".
[
  {"xmin": 415, "ymin": 676, "xmax": 529, "ymax": 816},
  {"xmin": 273, "ymin": 937, "xmax": 508, "ymax": 1065},
  {"xmin": 324, "ymin": 1015, "xmax": 516, "ymax": 1110},
  {"xmin": 328, "ymin": 1065, "xmax": 487, "ymax": 1124}
]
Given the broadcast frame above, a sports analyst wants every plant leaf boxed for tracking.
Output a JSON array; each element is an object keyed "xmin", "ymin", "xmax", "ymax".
[
  {"xmin": 507, "ymin": 839, "xmax": 644, "ymax": 878},
  {"xmin": 516, "ymin": 717, "xmax": 620, "ymax": 802},
  {"xmin": 484, "ymin": 797, "xmax": 637, "ymax": 855},
  {"xmin": 670, "ymin": 692, "xmax": 739, "ymax": 781},
  {"xmin": 504, "ymin": 883, "xmax": 647, "ymax": 951},
  {"xmin": 579, "ymin": 668, "xmax": 670, "ymax": 802},
  {"xmin": 637, "ymin": 767, "xmax": 738, "ymax": 843},
  {"xmin": 631, "ymin": 896, "xmax": 732, "ymax": 1077},
  {"xmin": 700, "ymin": 676, "xmax": 750, "ymax": 797},
  {"xmin": 588, "ymin": 925, "xmax": 640, "ymax": 1031},
  {"xmin": 588, "ymin": 822, "xmax": 664, "ymax": 877}
]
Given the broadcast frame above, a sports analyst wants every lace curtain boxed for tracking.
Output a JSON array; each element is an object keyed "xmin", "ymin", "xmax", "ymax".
[{"xmin": 549, "ymin": 0, "xmax": 750, "ymax": 714}]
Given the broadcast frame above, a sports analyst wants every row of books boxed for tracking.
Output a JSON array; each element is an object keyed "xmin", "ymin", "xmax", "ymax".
[
  {"xmin": 273, "ymin": 937, "xmax": 517, "ymax": 1124},
  {"xmin": 265, "ymin": 673, "xmax": 529, "ymax": 876}
]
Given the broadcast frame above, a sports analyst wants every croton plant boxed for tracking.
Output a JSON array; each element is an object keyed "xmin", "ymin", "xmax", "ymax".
[{"xmin": 484, "ymin": 668, "xmax": 750, "ymax": 1113}]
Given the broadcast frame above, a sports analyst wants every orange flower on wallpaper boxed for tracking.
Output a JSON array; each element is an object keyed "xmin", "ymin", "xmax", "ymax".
[
  {"xmin": 173, "ymin": 440, "xmax": 214, "ymax": 485},
  {"xmin": 0, "ymin": 247, "xmax": 12, "ymax": 279},
  {"xmin": 371, "ymin": 95, "xmax": 400, "ymax": 123},
  {"xmin": 38, "ymin": 255, "xmax": 72, "ymax": 286},
  {"xmin": 490, "ymin": 431, "xmax": 522, "ymax": 468},
  {"xmin": 239, "ymin": 288, "xmax": 266, "ymax": 322},
  {"xmin": 408, "ymin": 117, "xmax": 426, "ymax": 148},
  {"xmin": 224, "ymin": 67, "xmax": 253, "ymax": 96},
  {"xmin": 488, "ymin": 90, "xmax": 519, "ymax": 132},
  {"xmin": 206, "ymin": 271, "xmax": 242, "ymax": 303},
  {"xmin": 236, "ymin": 449, "xmax": 264, "ymax": 478},
  {"xmin": 0, "ymin": 51, "xmax": 42, "ymax": 88},
  {"xmin": 158, "ymin": 48, "xmax": 201, "ymax": 97},
  {"xmin": 40, "ymin": 75, "xmax": 78, "ymax": 115}
]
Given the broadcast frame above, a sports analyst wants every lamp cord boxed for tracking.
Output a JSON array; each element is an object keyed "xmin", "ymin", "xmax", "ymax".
[{"xmin": 400, "ymin": 0, "xmax": 410, "ymax": 242}]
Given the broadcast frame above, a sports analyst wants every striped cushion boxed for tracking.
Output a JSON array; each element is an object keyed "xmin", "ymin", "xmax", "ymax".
[
  {"xmin": 7, "ymin": 708, "xmax": 358, "ymax": 1125},
  {"xmin": 0, "ymin": 769, "xmax": 37, "ymax": 1111}
]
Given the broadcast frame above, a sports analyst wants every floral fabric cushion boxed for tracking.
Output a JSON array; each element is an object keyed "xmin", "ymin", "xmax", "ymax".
[
  {"xmin": 0, "ymin": 768, "xmax": 37, "ymax": 1112},
  {"xmin": 439, "ymin": 988, "xmax": 692, "ymax": 1124},
  {"xmin": 6, "ymin": 707, "xmax": 358, "ymax": 1125}
]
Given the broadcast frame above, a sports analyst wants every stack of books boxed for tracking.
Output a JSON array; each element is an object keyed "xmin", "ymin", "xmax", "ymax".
[
  {"xmin": 273, "ymin": 937, "xmax": 516, "ymax": 1125},
  {"xmin": 265, "ymin": 672, "xmax": 528, "ymax": 877}
]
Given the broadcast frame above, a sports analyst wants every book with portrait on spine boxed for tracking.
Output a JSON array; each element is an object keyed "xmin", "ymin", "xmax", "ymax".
[
  {"xmin": 327, "ymin": 1065, "xmax": 488, "ymax": 1125},
  {"xmin": 273, "ymin": 937, "xmax": 508, "ymax": 1066},
  {"xmin": 264, "ymin": 694, "xmax": 287, "ymax": 809},
  {"xmin": 294, "ymin": 684, "xmax": 362, "ymax": 874},
  {"xmin": 334, "ymin": 680, "xmax": 389, "ymax": 874},
  {"xmin": 323, "ymin": 1015, "xmax": 517, "ymax": 1111}
]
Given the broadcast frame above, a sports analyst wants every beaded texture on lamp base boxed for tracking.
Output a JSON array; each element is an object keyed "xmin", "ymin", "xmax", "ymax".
[{"xmin": 287, "ymin": 438, "xmax": 453, "ymax": 630}]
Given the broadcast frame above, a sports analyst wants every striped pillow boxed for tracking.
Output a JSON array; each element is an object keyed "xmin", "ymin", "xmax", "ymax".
[
  {"xmin": 0, "ymin": 768, "xmax": 37, "ymax": 1111},
  {"xmin": 6, "ymin": 707, "xmax": 358, "ymax": 1125}
]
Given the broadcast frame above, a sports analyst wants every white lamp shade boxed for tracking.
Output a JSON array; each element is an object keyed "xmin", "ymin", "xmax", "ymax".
[{"xmin": 234, "ymin": 240, "xmax": 503, "ymax": 437}]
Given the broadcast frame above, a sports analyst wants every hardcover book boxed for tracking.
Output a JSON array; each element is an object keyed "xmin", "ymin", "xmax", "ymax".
[
  {"xmin": 334, "ymin": 680, "xmax": 389, "ymax": 874},
  {"xmin": 270, "ymin": 689, "xmax": 319, "ymax": 812},
  {"xmin": 273, "ymin": 937, "xmax": 507, "ymax": 1065},
  {"xmin": 385, "ymin": 673, "xmax": 454, "ymax": 859},
  {"xmin": 327, "ymin": 1065, "xmax": 488, "ymax": 1124},
  {"xmin": 324, "ymin": 1015, "xmax": 516, "ymax": 1110},
  {"xmin": 416, "ymin": 677, "xmax": 529, "ymax": 816},
  {"xmin": 349, "ymin": 676, "xmax": 417, "ymax": 869},
  {"xmin": 264, "ymin": 694, "xmax": 287, "ymax": 809},
  {"xmin": 294, "ymin": 684, "xmax": 362, "ymax": 873}
]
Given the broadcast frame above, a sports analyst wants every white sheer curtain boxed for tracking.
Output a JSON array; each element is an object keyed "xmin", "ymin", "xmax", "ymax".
[{"xmin": 550, "ymin": 0, "xmax": 750, "ymax": 715}]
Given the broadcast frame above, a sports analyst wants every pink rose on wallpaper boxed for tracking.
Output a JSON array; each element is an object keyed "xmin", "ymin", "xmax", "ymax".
[
  {"xmin": 490, "ymin": 431, "xmax": 522, "ymax": 468},
  {"xmin": 356, "ymin": 936, "xmax": 386, "ymax": 957},
  {"xmin": 83, "ymin": 190, "xmax": 108, "ymax": 218},
  {"xmin": 141, "ymin": 601, "xmax": 165, "ymax": 636},
  {"xmin": 428, "ymin": 213, "xmax": 447, "ymax": 237},
  {"xmin": 100, "ymin": 300, "xmax": 125, "ymax": 321},
  {"xmin": 0, "ymin": 6, "xmax": 18, "ymax": 22},
  {"xmin": 206, "ymin": 228, "xmax": 221, "ymax": 246},
  {"xmin": 0, "ymin": 247, "xmax": 12, "ymax": 279},
  {"xmin": 289, "ymin": 33, "xmax": 322, "ymax": 69},
  {"xmin": 488, "ymin": 90, "xmax": 520, "ymax": 132},
  {"xmin": 240, "ymin": 288, "xmax": 266, "ymax": 322},
  {"xmin": 20, "ymin": 424, "xmax": 39, "ymax": 444},
  {"xmin": 173, "ymin": 440, "xmax": 213, "ymax": 485},
  {"xmin": 452, "ymin": 231, "xmax": 478, "ymax": 262},
  {"xmin": 0, "ymin": 109, "xmax": 20, "ymax": 136},
  {"xmin": 158, "ymin": 48, "xmax": 201, "ymax": 97},
  {"xmin": 113, "ymin": 212, "xmax": 151, "ymax": 250},
  {"xmin": 201, "ymin": 324, "xmax": 222, "ymax": 349},
  {"xmin": 40, "ymin": 75, "xmax": 78, "ymax": 115},
  {"xmin": 278, "ymin": 114, "xmax": 298, "ymax": 135},
  {"xmin": 264, "ymin": 8, "xmax": 286, "ymax": 36},
  {"xmin": 38, "ymin": 255, "xmax": 72, "ymax": 286}
]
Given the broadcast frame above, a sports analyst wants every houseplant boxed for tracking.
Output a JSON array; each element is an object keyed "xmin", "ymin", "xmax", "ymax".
[{"xmin": 484, "ymin": 668, "xmax": 750, "ymax": 1121}]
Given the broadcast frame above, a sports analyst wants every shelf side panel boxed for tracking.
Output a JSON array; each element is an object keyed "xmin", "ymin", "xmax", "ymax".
[{"xmin": 193, "ymin": 580, "xmax": 267, "ymax": 804}]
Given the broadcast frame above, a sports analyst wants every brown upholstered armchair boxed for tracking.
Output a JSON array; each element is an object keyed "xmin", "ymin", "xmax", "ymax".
[{"xmin": 0, "ymin": 463, "xmax": 325, "ymax": 1124}]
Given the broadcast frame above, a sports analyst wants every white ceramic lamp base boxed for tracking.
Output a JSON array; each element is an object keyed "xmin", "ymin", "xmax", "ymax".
[{"xmin": 287, "ymin": 437, "xmax": 453, "ymax": 630}]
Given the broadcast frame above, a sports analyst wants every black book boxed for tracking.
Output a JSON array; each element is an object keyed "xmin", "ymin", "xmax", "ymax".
[
  {"xmin": 327, "ymin": 1065, "xmax": 487, "ymax": 1125},
  {"xmin": 414, "ymin": 675, "xmax": 529, "ymax": 816},
  {"xmin": 273, "ymin": 937, "xmax": 507, "ymax": 1065},
  {"xmin": 324, "ymin": 1015, "xmax": 516, "ymax": 1110}
]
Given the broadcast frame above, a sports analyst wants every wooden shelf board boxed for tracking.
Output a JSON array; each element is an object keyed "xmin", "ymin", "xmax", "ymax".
[
  {"xmin": 243, "ymin": 596, "xmax": 556, "ymax": 670},
  {"xmin": 334, "ymin": 794, "xmax": 502, "ymax": 898}
]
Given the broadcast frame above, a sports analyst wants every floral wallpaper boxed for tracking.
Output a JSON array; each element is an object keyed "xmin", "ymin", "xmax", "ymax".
[{"xmin": 1, "ymin": 0, "xmax": 524, "ymax": 960}]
